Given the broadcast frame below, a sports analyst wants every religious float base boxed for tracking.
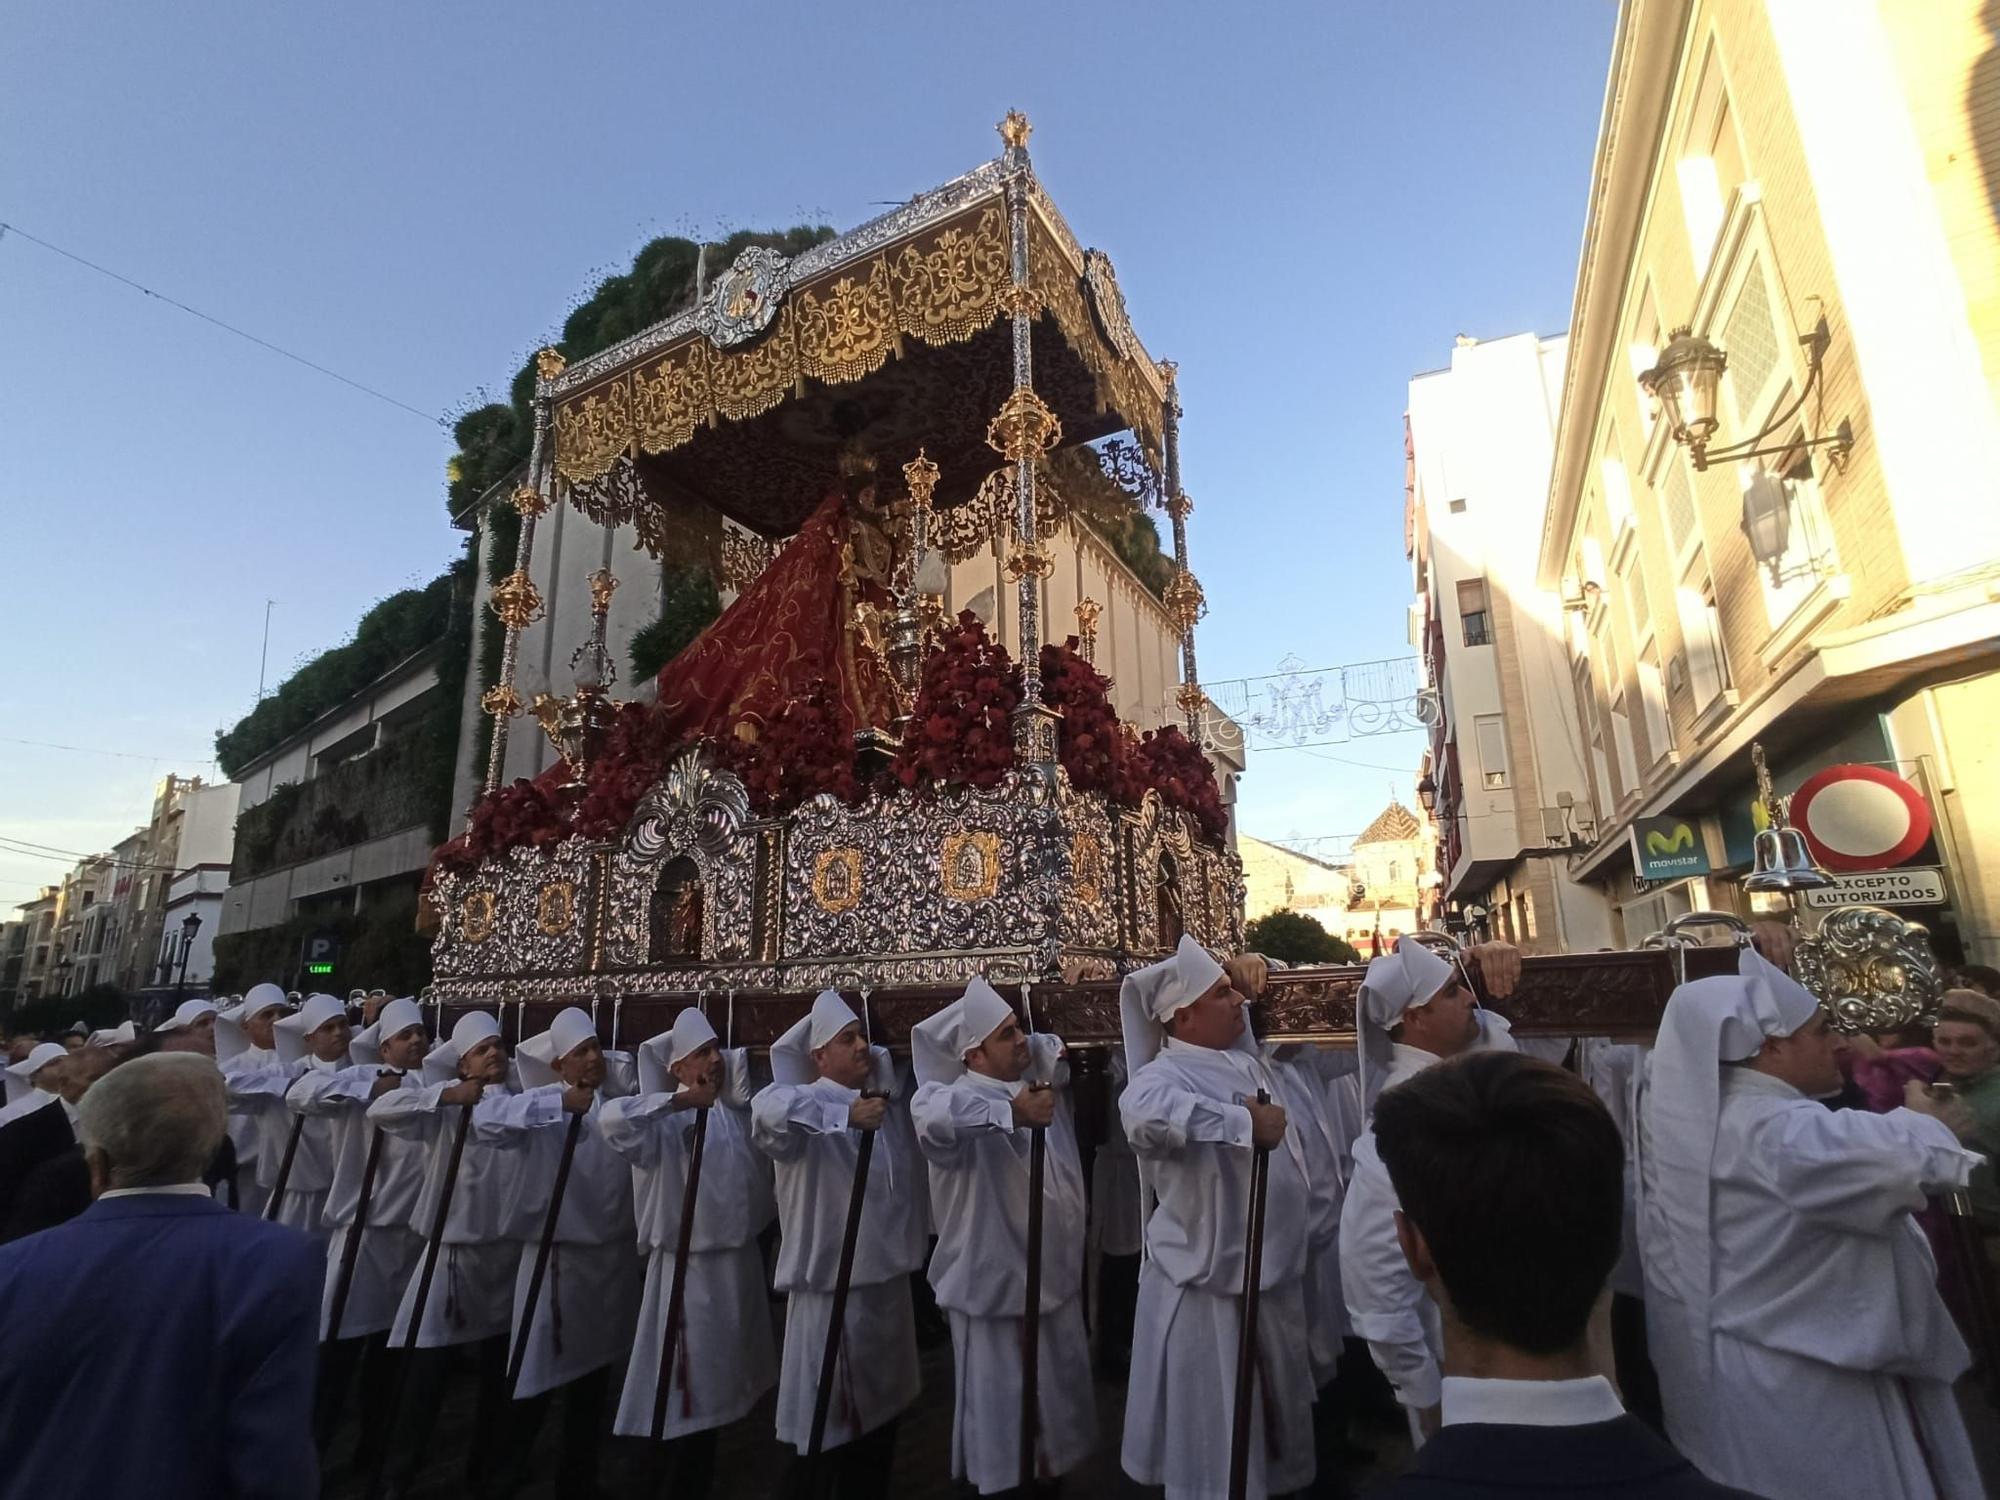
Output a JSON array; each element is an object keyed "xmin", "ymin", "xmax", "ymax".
[{"xmin": 428, "ymin": 748, "xmax": 1242, "ymax": 1043}]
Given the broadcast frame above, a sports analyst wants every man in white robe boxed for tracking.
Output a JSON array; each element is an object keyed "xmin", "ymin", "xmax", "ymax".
[
  {"xmin": 0, "ymin": 1043, "xmax": 71, "ymax": 1128},
  {"xmin": 369, "ymin": 1010, "xmax": 531, "ymax": 1495},
  {"xmin": 152, "ymin": 997, "xmax": 218, "ymax": 1055},
  {"xmin": 216, "ymin": 983, "xmax": 290, "ymax": 1214},
  {"xmin": 1226, "ymin": 952, "xmax": 1358, "ymax": 1495},
  {"xmin": 289, "ymin": 995, "xmax": 430, "ymax": 1462},
  {"xmin": 1089, "ymin": 1047, "xmax": 1144, "ymax": 1379},
  {"xmin": 912, "ymin": 977, "xmax": 1096, "ymax": 1495},
  {"xmin": 1119, "ymin": 934, "xmax": 1315, "ymax": 1500},
  {"xmin": 753, "ymin": 989, "xmax": 925, "ymax": 1491},
  {"xmin": 1339, "ymin": 936, "xmax": 1520, "ymax": 1444},
  {"xmin": 601, "ymin": 1006, "xmax": 777, "ymax": 1499},
  {"xmin": 1641, "ymin": 948, "xmax": 1984, "ymax": 1500},
  {"xmin": 474, "ymin": 1005, "xmax": 642, "ymax": 1500},
  {"xmin": 228, "ymin": 992, "xmax": 351, "ymax": 1240}
]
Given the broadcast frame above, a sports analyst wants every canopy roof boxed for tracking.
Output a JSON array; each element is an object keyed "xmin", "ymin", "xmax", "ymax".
[{"xmin": 543, "ymin": 145, "xmax": 1168, "ymax": 543}]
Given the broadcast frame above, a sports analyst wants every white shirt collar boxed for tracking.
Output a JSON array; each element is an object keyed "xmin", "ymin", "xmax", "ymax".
[
  {"xmin": 1441, "ymin": 1375, "xmax": 1624, "ymax": 1428},
  {"xmin": 99, "ymin": 1183, "xmax": 215, "ymax": 1201}
]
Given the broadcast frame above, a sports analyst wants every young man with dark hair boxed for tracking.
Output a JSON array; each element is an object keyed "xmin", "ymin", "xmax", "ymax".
[{"xmin": 1371, "ymin": 1049, "xmax": 1757, "ymax": 1498}]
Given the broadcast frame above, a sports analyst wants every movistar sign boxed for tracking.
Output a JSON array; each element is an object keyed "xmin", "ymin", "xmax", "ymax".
[{"xmin": 1630, "ymin": 814, "xmax": 1711, "ymax": 880}]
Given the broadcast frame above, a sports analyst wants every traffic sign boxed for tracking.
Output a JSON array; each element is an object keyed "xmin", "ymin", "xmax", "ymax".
[
  {"xmin": 1801, "ymin": 866, "xmax": 1946, "ymax": 910},
  {"xmin": 1791, "ymin": 765, "xmax": 1933, "ymax": 873}
]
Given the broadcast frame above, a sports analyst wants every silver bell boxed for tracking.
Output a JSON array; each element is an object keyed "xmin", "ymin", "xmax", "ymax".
[{"xmin": 1743, "ymin": 825, "xmax": 1835, "ymax": 893}]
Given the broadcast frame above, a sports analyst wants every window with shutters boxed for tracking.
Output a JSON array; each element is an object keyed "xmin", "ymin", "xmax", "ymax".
[
  {"xmin": 1680, "ymin": 39, "xmax": 1748, "ymax": 278},
  {"xmin": 1458, "ymin": 577, "xmax": 1493, "ymax": 647},
  {"xmin": 1629, "ymin": 282, "xmax": 1663, "ymax": 440},
  {"xmin": 1658, "ymin": 456, "xmax": 1697, "ymax": 556},
  {"xmin": 1677, "ymin": 557, "xmax": 1733, "ymax": 715},
  {"xmin": 1474, "ymin": 715, "xmax": 1509, "ymax": 790},
  {"xmin": 1601, "ymin": 420, "xmax": 1636, "ymax": 558}
]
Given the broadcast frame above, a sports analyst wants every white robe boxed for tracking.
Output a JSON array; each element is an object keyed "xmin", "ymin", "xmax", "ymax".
[
  {"xmin": 229, "ymin": 1055, "xmax": 342, "ymax": 1239},
  {"xmin": 1643, "ymin": 1067, "xmax": 1983, "ymax": 1500},
  {"xmin": 912, "ymin": 1036, "xmax": 1096, "ymax": 1493},
  {"xmin": 1339, "ymin": 1042, "xmax": 1447, "ymax": 1419},
  {"xmin": 369, "ymin": 1080, "xmax": 532, "ymax": 1348},
  {"xmin": 221, "ymin": 1044, "xmax": 279, "ymax": 1214},
  {"xmin": 600, "ymin": 1050, "xmax": 778, "ymax": 1440},
  {"xmin": 290, "ymin": 1062, "xmax": 428, "ymax": 1340},
  {"xmin": 476, "ymin": 1077, "xmax": 644, "ymax": 1400},
  {"xmin": 1264, "ymin": 1043, "xmax": 1351, "ymax": 1385},
  {"xmin": 1120, "ymin": 1037, "xmax": 1315, "ymax": 1500},
  {"xmin": 753, "ymin": 1071, "xmax": 925, "ymax": 1451},
  {"xmin": 1089, "ymin": 1048, "xmax": 1143, "ymax": 1259}
]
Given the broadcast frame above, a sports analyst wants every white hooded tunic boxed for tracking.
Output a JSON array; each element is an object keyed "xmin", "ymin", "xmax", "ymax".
[
  {"xmin": 752, "ymin": 993, "xmax": 925, "ymax": 1452},
  {"xmin": 912, "ymin": 1001, "xmax": 1096, "ymax": 1495},
  {"xmin": 601, "ymin": 1038, "xmax": 777, "ymax": 1441}
]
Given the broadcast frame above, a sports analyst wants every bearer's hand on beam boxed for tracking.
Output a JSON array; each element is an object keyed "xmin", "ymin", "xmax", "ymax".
[
  {"xmin": 441, "ymin": 1080, "xmax": 484, "ymax": 1107},
  {"xmin": 561, "ymin": 1084, "xmax": 596, "ymax": 1115},
  {"xmin": 1467, "ymin": 941, "xmax": 1522, "ymax": 999},
  {"xmin": 1904, "ymin": 1080, "xmax": 1978, "ymax": 1141},
  {"xmin": 1224, "ymin": 953, "xmax": 1270, "ymax": 999},
  {"xmin": 674, "ymin": 1074, "xmax": 720, "ymax": 1111},
  {"xmin": 1012, "ymin": 1082, "xmax": 1055, "ymax": 1130},
  {"xmin": 370, "ymin": 1071, "xmax": 404, "ymax": 1100},
  {"xmin": 1750, "ymin": 919, "xmax": 1797, "ymax": 974},
  {"xmin": 849, "ymin": 1095, "xmax": 888, "ymax": 1132},
  {"xmin": 1246, "ymin": 1098, "xmax": 1288, "ymax": 1149}
]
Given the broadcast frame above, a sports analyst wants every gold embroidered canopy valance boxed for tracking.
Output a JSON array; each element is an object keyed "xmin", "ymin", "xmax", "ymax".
[{"xmin": 542, "ymin": 160, "xmax": 1167, "ymax": 539}]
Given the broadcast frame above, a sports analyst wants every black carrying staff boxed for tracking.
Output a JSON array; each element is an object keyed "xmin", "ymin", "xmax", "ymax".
[{"xmin": 1228, "ymin": 1088, "xmax": 1274, "ymax": 1500}]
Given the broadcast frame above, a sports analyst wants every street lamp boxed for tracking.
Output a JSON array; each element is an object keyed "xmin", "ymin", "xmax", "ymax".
[
  {"xmin": 1416, "ymin": 774, "xmax": 1437, "ymax": 815},
  {"xmin": 1638, "ymin": 316, "xmax": 1853, "ymax": 475},
  {"xmin": 1739, "ymin": 470, "xmax": 1793, "ymax": 586},
  {"xmin": 173, "ymin": 912, "xmax": 202, "ymax": 1001}
]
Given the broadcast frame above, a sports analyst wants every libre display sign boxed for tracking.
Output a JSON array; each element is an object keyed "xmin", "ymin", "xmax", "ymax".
[{"xmin": 1631, "ymin": 814, "xmax": 1711, "ymax": 882}]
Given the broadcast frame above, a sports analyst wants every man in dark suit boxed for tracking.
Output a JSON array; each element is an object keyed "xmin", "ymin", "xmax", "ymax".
[
  {"xmin": 1369, "ymin": 1050, "xmax": 1763, "ymax": 1499},
  {"xmin": 0, "ymin": 1051, "xmax": 324, "ymax": 1499}
]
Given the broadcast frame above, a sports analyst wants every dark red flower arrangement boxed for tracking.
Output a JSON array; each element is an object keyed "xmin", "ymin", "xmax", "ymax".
[
  {"xmin": 1039, "ymin": 638, "xmax": 1143, "ymax": 803},
  {"xmin": 572, "ymin": 700, "xmax": 681, "ymax": 841},
  {"xmin": 430, "ymin": 774, "xmax": 571, "ymax": 879},
  {"xmin": 1131, "ymin": 723, "xmax": 1230, "ymax": 843},
  {"xmin": 724, "ymin": 679, "xmax": 861, "ymax": 815},
  {"xmin": 432, "ymin": 616, "xmax": 1230, "ymax": 884},
  {"xmin": 889, "ymin": 612, "xmax": 1022, "ymax": 792}
]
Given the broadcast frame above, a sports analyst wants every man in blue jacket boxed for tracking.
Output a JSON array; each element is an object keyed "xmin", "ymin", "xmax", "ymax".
[
  {"xmin": 1370, "ymin": 1049, "xmax": 1760, "ymax": 1499},
  {"xmin": 0, "ymin": 1050, "xmax": 323, "ymax": 1500}
]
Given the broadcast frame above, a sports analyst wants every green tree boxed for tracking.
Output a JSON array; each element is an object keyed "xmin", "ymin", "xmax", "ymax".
[
  {"xmin": 629, "ymin": 563, "xmax": 723, "ymax": 681},
  {"xmin": 444, "ymin": 224, "xmax": 838, "ymax": 525},
  {"xmin": 1244, "ymin": 909, "xmax": 1360, "ymax": 966}
]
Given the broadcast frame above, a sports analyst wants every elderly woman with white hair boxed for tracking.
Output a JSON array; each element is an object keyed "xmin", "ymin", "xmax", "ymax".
[{"xmin": 0, "ymin": 1052, "xmax": 324, "ymax": 1497}]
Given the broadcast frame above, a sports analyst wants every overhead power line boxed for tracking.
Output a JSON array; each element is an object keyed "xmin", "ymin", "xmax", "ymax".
[
  {"xmin": 0, "ymin": 219, "xmax": 442, "ymax": 427},
  {"xmin": 0, "ymin": 734, "xmax": 216, "ymax": 766}
]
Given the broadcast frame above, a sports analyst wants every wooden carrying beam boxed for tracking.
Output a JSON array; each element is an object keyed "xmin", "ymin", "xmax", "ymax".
[{"xmin": 442, "ymin": 945, "xmax": 1740, "ymax": 1055}]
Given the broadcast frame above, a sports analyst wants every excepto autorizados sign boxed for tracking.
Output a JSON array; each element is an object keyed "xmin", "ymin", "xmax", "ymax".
[{"xmin": 1801, "ymin": 866, "xmax": 1947, "ymax": 910}]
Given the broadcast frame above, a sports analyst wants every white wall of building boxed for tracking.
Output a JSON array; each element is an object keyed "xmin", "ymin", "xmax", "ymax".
[{"xmin": 1409, "ymin": 333, "xmax": 1611, "ymax": 949}]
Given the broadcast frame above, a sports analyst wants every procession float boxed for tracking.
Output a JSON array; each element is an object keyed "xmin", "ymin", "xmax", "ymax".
[{"xmin": 422, "ymin": 114, "xmax": 1942, "ymax": 1061}]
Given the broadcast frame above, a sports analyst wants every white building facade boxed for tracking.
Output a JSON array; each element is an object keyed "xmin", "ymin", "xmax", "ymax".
[{"xmin": 1407, "ymin": 333, "xmax": 1616, "ymax": 954}]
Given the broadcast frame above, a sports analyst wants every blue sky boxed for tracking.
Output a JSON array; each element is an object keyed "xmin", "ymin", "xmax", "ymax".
[{"xmin": 0, "ymin": 0, "xmax": 1615, "ymax": 902}]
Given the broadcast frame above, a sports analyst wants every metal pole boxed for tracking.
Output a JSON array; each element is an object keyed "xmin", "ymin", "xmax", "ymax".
[
  {"xmin": 479, "ymin": 348, "xmax": 565, "ymax": 804},
  {"xmin": 326, "ymin": 1124, "xmax": 388, "ymax": 1344},
  {"xmin": 807, "ymin": 1119, "xmax": 879, "ymax": 1463},
  {"xmin": 993, "ymin": 111, "xmax": 1059, "ymax": 768},
  {"xmin": 1228, "ymin": 1088, "xmax": 1273, "ymax": 1500},
  {"xmin": 651, "ymin": 1104, "xmax": 710, "ymax": 1441},
  {"xmin": 257, "ymin": 599, "xmax": 275, "ymax": 701},
  {"xmin": 508, "ymin": 1109, "xmax": 587, "ymax": 1395},
  {"xmin": 1019, "ymin": 1109, "xmax": 1047, "ymax": 1489},
  {"xmin": 1161, "ymin": 364, "xmax": 1206, "ymax": 740}
]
